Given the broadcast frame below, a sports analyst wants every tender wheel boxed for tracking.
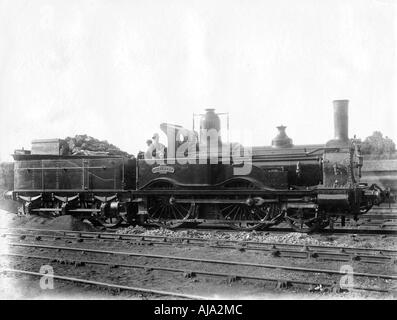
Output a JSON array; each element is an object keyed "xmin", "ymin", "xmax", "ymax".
[
  {"xmin": 284, "ymin": 208, "xmax": 326, "ymax": 233},
  {"xmin": 96, "ymin": 216, "xmax": 123, "ymax": 228},
  {"xmin": 92, "ymin": 202, "xmax": 123, "ymax": 228},
  {"xmin": 18, "ymin": 202, "xmax": 31, "ymax": 215},
  {"xmin": 49, "ymin": 202, "xmax": 62, "ymax": 217}
]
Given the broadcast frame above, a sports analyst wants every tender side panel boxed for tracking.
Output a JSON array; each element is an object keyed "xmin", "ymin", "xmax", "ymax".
[
  {"xmin": 14, "ymin": 156, "xmax": 132, "ymax": 192},
  {"xmin": 43, "ymin": 158, "xmax": 83, "ymax": 190},
  {"xmin": 87, "ymin": 158, "xmax": 123, "ymax": 190},
  {"xmin": 14, "ymin": 160, "xmax": 43, "ymax": 190}
]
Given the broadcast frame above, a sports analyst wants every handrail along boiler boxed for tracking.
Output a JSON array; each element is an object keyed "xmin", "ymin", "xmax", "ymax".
[{"xmin": 4, "ymin": 100, "xmax": 385, "ymax": 232}]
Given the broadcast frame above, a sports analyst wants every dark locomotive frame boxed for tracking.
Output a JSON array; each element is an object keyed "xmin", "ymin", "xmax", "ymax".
[{"xmin": 5, "ymin": 100, "xmax": 386, "ymax": 233}]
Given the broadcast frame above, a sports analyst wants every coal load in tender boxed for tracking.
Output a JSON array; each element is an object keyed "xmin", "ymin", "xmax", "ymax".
[{"xmin": 64, "ymin": 134, "xmax": 131, "ymax": 157}]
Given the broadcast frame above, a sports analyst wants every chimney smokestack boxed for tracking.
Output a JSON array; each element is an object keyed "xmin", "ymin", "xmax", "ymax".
[{"xmin": 333, "ymin": 100, "xmax": 349, "ymax": 142}]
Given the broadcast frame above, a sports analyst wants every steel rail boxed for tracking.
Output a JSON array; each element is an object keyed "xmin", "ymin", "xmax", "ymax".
[
  {"xmin": 2, "ymin": 232, "xmax": 393, "ymax": 263},
  {"xmin": 2, "ymin": 227, "xmax": 397, "ymax": 256},
  {"xmin": 260, "ymin": 227, "xmax": 397, "ymax": 235},
  {"xmin": 2, "ymin": 210, "xmax": 397, "ymax": 234},
  {"xmin": 157, "ymin": 219, "xmax": 397, "ymax": 230},
  {"xmin": 361, "ymin": 214, "xmax": 397, "ymax": 220},
  {"xmin": 2, "ymin": 231, "xmax": 397, "ymax": 263},
  {"xmin": 3, "ymin": 251, "xmax": 396, "ymax": 282},
  {"xmin": 2, "ymin": 251, "xmax": 394, "ymax": 294},
  {"xmin": 1, "ymin": 228, "xmax": 397, "ymax": 262},
  {"xmin": 0, "ymin": 267, "xmax": 207, "ymax": 299},
  {"xmin": 4, "ymin": 242, "xmax": 397, "ymax": 283}
]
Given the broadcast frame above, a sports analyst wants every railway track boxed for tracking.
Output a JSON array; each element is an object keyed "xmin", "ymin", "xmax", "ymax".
[
  {"xmin": 1, "ymin": 227, "xmax": 397, "ymax": 264},
  {"xmin": 361, "ymin": 214, "xmax": 397, "ymax": 220},
  {"xmin": 139, "ymin": 206, "xmax": 397, "ymax": 233},
  {"xmin": 1, "ymin": 241, "xmax": 395, "ymax": 295},
  {"xmin": 0, "ymin": 268, "xmax": 207, "ymax": 299},
  {"xmin": 371, "ymin": 206, "xmax": 397, "ymax": 211},
  {"xmin": 2, "ymin": 207, "xmax": 397, "ymax": 234},
  {"xmin": 1, "ymin": 227, "xmax": 396, "ymax": 297},
  {"xmin": 268, "ymin": 225, "xmax": 397, "ymax": 235},
  {"xmin": 138, "ymin": 214, "xmax": 397, "ymax": 234},
  {"xmin": 175, "ymin": 223, "xmax": 397, "ymax": 235}
]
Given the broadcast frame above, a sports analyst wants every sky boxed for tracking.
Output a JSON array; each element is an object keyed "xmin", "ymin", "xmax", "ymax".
[{"xmin": 0, "ymin": 0, "xmax": 396, "ymax": 161}]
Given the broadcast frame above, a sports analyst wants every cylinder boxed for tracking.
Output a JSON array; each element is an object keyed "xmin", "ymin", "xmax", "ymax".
[{"xmin": 333, "ymin": 100, "xmax": 349, "ymax": 142}]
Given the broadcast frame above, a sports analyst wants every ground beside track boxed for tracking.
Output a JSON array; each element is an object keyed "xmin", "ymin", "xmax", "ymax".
[
  {"xmin": 1, "ymin": 273, "xmax": 393, "ymax": 300},
  {"xmin": 0, "ymin": 209, "xmax": 396, "ymax": 300},
  {"xmin": 1, "ymin": 209, "xmax": 397, "ymax": 249},
  {"xmin": 1, "ymin": 242, "xmax": 395, "ymax": 300}
]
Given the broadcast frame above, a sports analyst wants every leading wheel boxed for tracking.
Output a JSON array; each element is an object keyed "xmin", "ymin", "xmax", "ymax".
[{"xmin": 285, "ymin": 208, "xmax": 326, "ymax": 233}]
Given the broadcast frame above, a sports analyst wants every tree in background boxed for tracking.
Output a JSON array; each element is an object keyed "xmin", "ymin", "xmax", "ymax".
[{"xmin": 361, "ymin": 131, "xmax": 396, "ymax": 158}]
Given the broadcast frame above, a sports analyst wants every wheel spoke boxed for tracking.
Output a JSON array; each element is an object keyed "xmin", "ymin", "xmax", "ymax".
[
  {"xmin": 252, "ymin": 209, "xmax": 264, "ymax": 221},
  {"xmin": 233, "ymin": 206, "xmax": 240, "ymax": 221},
  {"xmin": 146, "ymin": 193, "xmax": 192, "ymax": 229},
  {"xmin": 174, "ymin": 205, "xmax": 186, "ymax": 219},
  {"xmin": 224, "ymin": 205, "xmax": 238, "ymax": 219},
  {"xmin": 220, "ymin": 204, "xmax": 234, "ymax": 213},
  {"xmin": 171, "ymin": 206, "xmax": 178, "ymax": 220},
  {"xmin": 219, "ymin": 201, "xmax": 284, "ymax": 231},
  {"xmin": 150, "ymin": 205, "xmax": 162, "ymax": 219}
]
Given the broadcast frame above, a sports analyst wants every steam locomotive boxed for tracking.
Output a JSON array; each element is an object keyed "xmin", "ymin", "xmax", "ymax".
[{"xmin": 4, "ymin": 100, "xmax": 386, "ymax": 233}]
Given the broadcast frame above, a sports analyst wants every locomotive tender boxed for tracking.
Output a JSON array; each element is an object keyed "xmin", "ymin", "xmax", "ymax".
[{"xmin": 5, "ymin": 100, "xmax": 385, "ymax": 232}]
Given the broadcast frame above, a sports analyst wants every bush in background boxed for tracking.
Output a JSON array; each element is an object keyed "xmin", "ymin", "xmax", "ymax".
[{"xmin": 361, "ymin": 131, "xmax": 396, "ymax": 159}]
